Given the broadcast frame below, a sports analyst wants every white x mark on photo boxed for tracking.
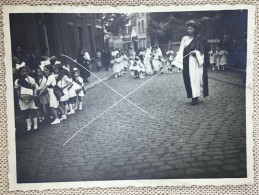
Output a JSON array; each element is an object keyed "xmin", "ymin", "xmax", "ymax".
[{"xmin": 61, "ymin": 52, "xmax": 191, "ymax": 146}]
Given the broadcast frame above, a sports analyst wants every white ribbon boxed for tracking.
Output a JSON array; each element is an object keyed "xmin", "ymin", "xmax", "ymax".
[
  {"xmin": 16, "ymin": 62, "xmax": 26, "ymax": 70},
  {"xmin": 39, "ymin": 59, "xmax": 51, "ymax": 71}
]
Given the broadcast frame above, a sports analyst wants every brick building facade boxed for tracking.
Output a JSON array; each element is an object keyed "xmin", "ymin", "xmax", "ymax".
[{"xmin": 10, "ymin": 13, "xmax": 104, "ymax": 60}]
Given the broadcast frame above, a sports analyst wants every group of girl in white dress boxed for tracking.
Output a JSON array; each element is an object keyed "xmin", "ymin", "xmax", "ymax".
[
  {"xmin": 14, "ymin": 59, "xmax": 85, "ymax": 133},
  {"xmin": 208, "ymin": 45, "xmax": 228, "ymax": 71},
  {"xmin": 111, "ymin": 52, "xmax": 129, "ymax": 78},
  {"xmin": 114, "ymin": 45, "xmax": 178, "ymax": 79}
]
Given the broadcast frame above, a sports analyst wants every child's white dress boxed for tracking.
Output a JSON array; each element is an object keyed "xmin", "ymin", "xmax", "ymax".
[
  {"xmin": 215, "ymin": 50, "xmax": 221, "ymax": 68},
  {"xmin": 152, "ymin": 51, "xmax": 163, "ymax": 72},
  {"xmin": 75, "ymin": 77, "xmax": 84, "ymax": 97},
  {"xmin": 130, "ymin": 60, "xmax": 145, "ymax": 72},
  {"xmin": 208, "ymin": 50, "xmax": 216, "ymax": 65},
  {"xmin": 144, "ymin": 49, "xmax": 153, "ymax": 75},
  {"xmin": 113, "ymin": 58, "xmax": 122, "ymax": 73},
  {"xmin": 121, "ymin": 55, "xmax": 129, "ymax": 69},
  {"xmin": 46, "ymin": 74, "xmax": 59, "ymax": 108},
  {"xmin": 57, "ymin": 75, "xmax": 71, "ymax": 102},
  {"xmin": 36, "ymin": 76, "xmax": 50, "ymax": 105},
  {"xmin": 15, "ymin": 76, "xmax": 38, "ymax": 111},
  {"xmin": 220, "ymin": 50, "xmax": 228, "ymax": 66}
]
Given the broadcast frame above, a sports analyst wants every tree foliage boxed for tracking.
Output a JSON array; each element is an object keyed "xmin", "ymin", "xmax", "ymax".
[{"xmin": 102, "ymin": 13, "xmax": 128, "ymax": 36}]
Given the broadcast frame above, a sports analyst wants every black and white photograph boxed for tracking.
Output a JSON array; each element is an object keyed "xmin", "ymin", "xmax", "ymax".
[{"xmin": 4, "ymin": 5, "xmax": 254, "ymax": 190}]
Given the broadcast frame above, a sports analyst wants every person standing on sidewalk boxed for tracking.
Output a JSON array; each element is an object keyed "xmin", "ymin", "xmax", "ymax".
[
  {"xmin": 77, "ymin": 48, "xmax": 91, "ymax": 83},
  {"xmin": 173, "ymin": 20, "xmax": 209, "ymax": 105},
  {"xmin": 95, "ymin": 49, "xmax": 102, "ymax": 72},
  {"xmin": 102, "ymin": 48, "xmax": 110, "ymax": 71}
]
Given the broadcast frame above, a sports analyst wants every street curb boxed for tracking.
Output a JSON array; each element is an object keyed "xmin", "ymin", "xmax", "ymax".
[{"xmin": 83, "ymin": 73, "xmax": 114, "ymax": 91}]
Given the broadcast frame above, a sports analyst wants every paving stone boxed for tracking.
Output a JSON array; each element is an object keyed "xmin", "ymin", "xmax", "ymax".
[
  {"xmin": 207, "ymin": 160, "xmax": 223, "ymax": 166},
  {"xmin": 186, "ymin": 168, "xmax": 205, "ymax": 175},
  {"xmin": 191, "ymin": 161, "xmax": 206, "ymax": 167},
  {"xmin": 197, "ymin": 156, "xmax": 211, "ymax": 161},
  {"xmin": 223, "ymin": 165, "xmax": 239, "ymax": 171},
  {"xmin": 206, "ymin": 167, "xmax": 221, "ymax": 173}
]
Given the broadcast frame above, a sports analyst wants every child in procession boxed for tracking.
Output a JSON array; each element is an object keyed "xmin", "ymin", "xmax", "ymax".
[
  {"xmin": 15, "ymin": 64, "xmax": 38, "ymax": 131},
  {"xmin": 215, "ymin": 45, "xmax": 221, "ymax": 70},
  {"xmin": 121, "ymin": 52, "xmax": 129, "ymax": 75},
  {"xmin": 208, "ymin": 44, "xmax": 216, "ymax": 70},
  {"xmin": 144, "ymin": 46, "xmax": 153, "ymax": 76},
  {"xmin": 166, "ymin": 49, "xmax": 175, "ymax": 73},
  {"xmin": 39, "ymin": 65, "xmax": 61, "ymax": 125},
  {"xmin": 73, "ymin": 69, "xmax": 85, "ymax": 110},
  {"xmin": 130, "ymin": 56, "xmax": 145, "ymax": 79},
  {"xmin": 219, "ymin": 45, "xmax": 228, "ymax": 71},
  {"xmin": 56, "ymin": 65, "xmax": 72, "ymax": 117},
  {"xmin": 113, "ymin": 53, "xmax": 122, "ymax": 78},
  {"xmin": 35, "ymin": 67, "xmax": 49, "ymax": 123}
]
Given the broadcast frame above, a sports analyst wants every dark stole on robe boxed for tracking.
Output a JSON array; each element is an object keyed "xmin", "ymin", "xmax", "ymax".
[{"xmin": 182, "ymin": 34, "xmax": 209, "ymax": 98}]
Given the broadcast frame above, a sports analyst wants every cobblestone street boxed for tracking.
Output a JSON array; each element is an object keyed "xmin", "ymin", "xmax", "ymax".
[{"xmin": 16, "ymin": 69, "xmax": 246, "ymax": 183}]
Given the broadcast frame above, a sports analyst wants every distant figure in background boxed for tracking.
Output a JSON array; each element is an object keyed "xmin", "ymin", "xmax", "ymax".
[
  {"xmin": 95, "ymin": 49, "xmax": 102, "ymax": 71},
  {"xmin": 113, "ymin": 53, "xmax": 122, "ymax": 78},
  {"xmin": 128, "ymin": 46, "xmax": 136, "ymax": 72},
  {"xmin": 121, "ymin": 52, "xmax": 129, "ymax": 74},
  {"xmin": 138, "ymin": 48, "xmax": 145, "ymax": 64},
  {"xmin": 144, "ymin": 46, "xmax": 154, "ymax": 76},
  {"xmin": 151, "ymin": 46, "xmax": 163, "ymax": 73},
  {"xmin": 128, "ymin": 46, "xmax": 136, "ymax": 60},
  {"xmin": 13, "ymin": 45, "xmax": 26, "ymax": 64},
  {"xmin": 26, "ymin": 47, "xmax": 42, "ymax": 78},
  {"xmin": 77, "ymin": 48, "xmax": 90, "ymax": 83},
  {"xmin": 219, "ymin": 45, "xmax": 228, "ymax": 71},
  {"xmin": 208, "ymin": 45, "xmax": 216, "ymax": 70},
  {"xmin": 102, "ymin": 48, "xmax": 110, "ymax": 71},
  {"xmin": 215, "ymin": 45, "xmax": 221, "ymax": 70},
  {"xmin": 166, "ymin": 49, "xmax": 175, "ymax": 73}
]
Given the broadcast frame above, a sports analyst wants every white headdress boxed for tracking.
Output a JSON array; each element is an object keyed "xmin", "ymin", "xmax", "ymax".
[
  {"xmin": 16, "ymin": 62, "xmax": 26, "ymax": 70},
  {"xmin": 39, "ymin": 60, "xmax": 51, "ymax": 71}
]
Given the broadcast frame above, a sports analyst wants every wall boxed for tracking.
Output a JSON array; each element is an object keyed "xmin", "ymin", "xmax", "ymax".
[{"xmin": 10, "ymin": 13, "xmax": 104, "ymax": 61}]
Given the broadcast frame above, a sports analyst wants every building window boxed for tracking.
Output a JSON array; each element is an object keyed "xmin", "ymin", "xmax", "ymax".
[
  {"xmin": 138, "ymin": 21, "xmax": 141, "ymax": 34},
  {"xmin": 142, "ymin": 20, "xmax": 145, "ymax": 33}
]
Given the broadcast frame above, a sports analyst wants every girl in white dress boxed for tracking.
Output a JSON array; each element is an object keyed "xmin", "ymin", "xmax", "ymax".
[
  {"xmin": 208, "ymin": 45, "xmax": 216, "ymax": 70},
  {"xmin": 144, "ymin": 46, "xmax": 153, "ymax": 75},
  {"xmin": 166, "ymin": 50, "xmax": 175, "ymax": 73},
  {"xmin": 130, "ymin": 56, "xmax": 146, "ymax": 78},
  {"xmin": 35, "ymin": 67, "xmax": 49, "ymax": 123},
  {"xmin": 113, "ymin": 53, "xmax": 122, "ymax": 78},
  {"xmin": 39, "ymin": 65, "xmax": 61, "ymax": 125},
  {"xmin": 56, "ymin": 66, "xmax": 73, "ymax": 117},
  {"xmin": 151, "ymin": 48, "xmax": 163, "ymax": 73},
  {"xmin": 121, "ymin": 53, "xmax": 129, "ymax": 74},
  {"xmin": 215, "ymin": 45, "xmax": 221, "ymax": 70},
  {"xmin": 73, "ymin": 69, "xmax": 85, "ymax": 110},
  {"xmin": 15, "ymin": 65, "xmax": 38, "ymax": 131},
  {"xmin": 219, "ymin": 46, "xmax": 228, "ymax": 71}
]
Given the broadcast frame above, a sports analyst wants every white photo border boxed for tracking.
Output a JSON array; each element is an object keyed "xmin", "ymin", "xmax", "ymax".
[{"xmin": 3, "ymin": 4, "xmax": 255, "ymax": 191}]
